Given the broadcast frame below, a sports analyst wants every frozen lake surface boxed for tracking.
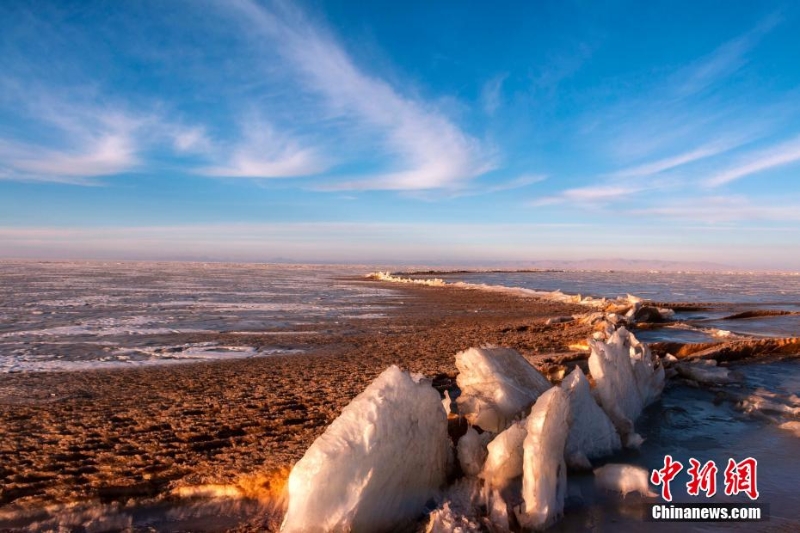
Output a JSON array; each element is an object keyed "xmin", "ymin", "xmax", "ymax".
[{"xmin": 0, "ymin": 261, "xmax": 393, "ymax": 372}]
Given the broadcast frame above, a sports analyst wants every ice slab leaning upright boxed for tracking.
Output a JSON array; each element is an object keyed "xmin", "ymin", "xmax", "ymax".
[
  {"xmin": 517, "ymin": 387, "xmax": 571, "ymax": 531},
  {"xmin": 281, "ymin": 365, "xmax": 449, "ymax": 533},
  {"xmin": 560, "ymin": 367, "xmax": 621, "ymax": 468},
  {"xmin": 627, "ymin": 329, "xmax": 666, "ymax": 407},
  {"xmin": 455, "ymin": 346, "xmax": 552, "ymax": 433},
  {"xmin": 588, "ymin": 328, "xmax": 664, "ymax": 444},
  {"xmin": 480, "ymin": 421, "xmax": 527, "ymax": 491}
]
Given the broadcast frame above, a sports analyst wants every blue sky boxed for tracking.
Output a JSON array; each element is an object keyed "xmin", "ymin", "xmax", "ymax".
[{"xmin": 1, "ymin": 1, "xmax": 799, "ymax": 268}]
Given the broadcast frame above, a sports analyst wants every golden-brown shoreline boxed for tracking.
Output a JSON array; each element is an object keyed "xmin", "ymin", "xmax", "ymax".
[{"xmin": 0, "ymin": 280, "xmax": 590, "ymax": 520}]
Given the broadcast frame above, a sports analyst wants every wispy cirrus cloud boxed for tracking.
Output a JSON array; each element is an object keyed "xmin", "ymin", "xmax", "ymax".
[
  {"xmin": 706, "ymin": 135, "xmax": 800, "ymax": 187},
  {"xmin": 0, "ymin": 98, "xmax": 142, "ymax": 183},
  {"xmin": 227, "ymin": 0, "xmax": 495, "ymax": 190},
  {"xmin": 0, "ymin": 81, "xmax": 215, "ymax": 183},
  {"xmin": 0, "ymin": 136, "xmax": 136, "ymax": 183},
  {"xmin": 411, "ymin": 173, "xmax": 546, "ymax": 201},
  {"xmin": 586, "ymin": 14, "xmax": 783, "ymax": 167},
  {"xmin": 171, "ymin": 126, "xmax": 211, "ymax": 154},
  {"xmin": 530, "ymin": 183, "xmax": 644, "ymax": 206},
  {"xmin": 481, "ymin": 74, "xmax": 507, "ymax": 116},
  {"xmin": 199, "ymin": 119, "xmax": 328, "ymax": 178},
  {"xmin": 483, "ymin": 174, "xmax": 546, "ymax": 194},
  {"xmin": 671, "ymin": 13, "xmax": 780, "ymax": 98},
  {"xmin": 631, "ymin": 195, "xmax": 800, "ymax": 223},
  {"xmin": 610, "ymin": 140, "xmax": 742, "ymax": 179}
]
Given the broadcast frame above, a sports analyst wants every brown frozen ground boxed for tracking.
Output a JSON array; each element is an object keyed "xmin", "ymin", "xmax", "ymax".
[{"xmin": 0, "ymin": 280, "xmax": 592, "ymax": 522}]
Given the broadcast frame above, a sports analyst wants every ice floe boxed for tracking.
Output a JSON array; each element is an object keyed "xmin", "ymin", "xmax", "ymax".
[
  {"xmin": 560, "ymin": 367, "xmax": 621, "ymax": 469},
  {"xmin": 281, "ymin": 366, "xmax": 449, "ymax": 533},
  {"xmin": 676, "ymin": 360, "xmax": 734, "ymax": 384},
  {"xmin": 455, "ymin": 346, "xmax": 552, "ymax": 433},
  {"xmin": 279, "ymin": 305, "xmax": 769, "ymax": 531},
  {"xmin": 0, "ymin": 343, "xmax": 285, "ymax": 373},
  {"xmin": 457, "ymin": 428, "xmax": 491, "ymax": 477},
  {"xmin": 480, "ymin": 421, "xmax": 527, "ymax": 491},
  {"xmin": 517, "ymin": 387, "xmax": 571, "ymax": 531},
  {"xmin": 779, "ymin": 420, "xmax": 800, "ymax": 437},
  {"xmin": 588, "ymin": 328, "xmax": 664, "ymax": 446},
  {"xmin": 594, "ymin": 464, "xmax": 656, "ymax": 498},
  {"xmin": 424, "ymin": 478, "xmax": 483, "ymax": 533}
]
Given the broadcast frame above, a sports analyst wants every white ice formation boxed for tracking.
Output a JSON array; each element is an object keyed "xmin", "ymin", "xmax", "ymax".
[
  {"xmin": 367, "ymin": 272, "xmax": 611, "ymax": 308},
  {"xmin": 588, "ymin": 328, "xmax": 664, "ymax": 446},
  {"xmin": 455, "ymin": 346, "xmax": 552, "ymax": 433},
  {"xmin": 424, "ymin": 503, "xmax": 482, "ymax": 533},
  {"xmin": 594, "ymin": 464, "xmax": 657, "ymax": 498},
  {"xmin": 779, "ymin": 420, "xmax": 800, "ymax": 438},
  {"xmin": 281, "ymin": 366, "xmax": 449, "ymax": 533},
  {"xmin": 676, "ymin": 360, "xmax": 733, "ymax": 384},
  {"xmin": 516, "ymin": 387, "xmax": 571, "ymax": 531},
  {"xmin": 367, "ymin": 271, "xmax": 446, "ymax": 287},
  {"xmin": 480, "ymin": 421, "xmax": 527, "ymax": 491},
  {"xmin": 285, "ymin": 313, "xmax": 672, "ymax": 531},
  {"xmin": 424, "ymin": 478, "xmax": 483, "ymax": 533},
  {"xmin": 457, "ymin": 427, "xmax": 491, "ymax": 477},
  {"xmin": 560, "ymin": 367, "xmax": 621, "ymax": 469}
]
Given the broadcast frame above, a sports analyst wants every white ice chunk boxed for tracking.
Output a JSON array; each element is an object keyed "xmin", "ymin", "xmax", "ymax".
[
  {"xmin": 455, "ymin": 346, "xmax": 552, "ymax": 433},
  {"xmin": 480, "ymin": 421, "xmax": 527, "ymax": 490},
  {"xmin": 487, "ymin": 489, "xmax": 510, "ymax": 531},
  {"xmin": 588, "ymin": 328, "xmax": 664, "ymax": 443},
  {"xmin": 560, "ymin": 367, "xmax": 621, "ymax": 468},
  {"xmin": 676, "ymin": 360, "xmax": 733, "ymax": 384},
  {"xmin": 516, "ymin": 387, "xmax": 570, "ymax": 531},
  {"xmin": 658, "ymin": 307, "xmax": 675, "ymax": 320},
  {"xmin": 594, "ymin": 464, "xmax": 656, "ymax": 498},
  {"xmin": 424, "ymin": 478, "xmax": 482, "ymax": 533},
  {"xmin": 736, "ymin": 390, "xmax": 800, "ymax": 417},
  {"xmin": 628, "ymin": 331, "xmax": 666, "ymax": 407},
  {"xmin": 779, "ymin": 421, "xmax": 800, "ymax": 438},
  {"xmin": 424, "ymin": 503, "xmax": 481, "ymax": 533},
  {"xmin": 281, "ymin": 365, "xmax": 449, "ymax": 533},
  {"xmin": 457, "ymin": 428, "xmax": 490, "ymax": 477}
]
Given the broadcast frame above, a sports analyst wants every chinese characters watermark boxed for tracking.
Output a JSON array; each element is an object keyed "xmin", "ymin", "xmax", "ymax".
[{"xmin": 651, "ymin": 456, "xmax": 759, "ymax": 501}]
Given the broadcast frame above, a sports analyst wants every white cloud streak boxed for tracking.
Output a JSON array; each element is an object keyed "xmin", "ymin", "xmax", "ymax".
[
  {"xmin": 706, "ymin": 136, "xmax": 800, "ymax": 187},
  {"xmin": 0, "ymin": 97, "xmax": 144, "ymax": 182},
  {"xmin": 481, "ymin": 74, "xmax": 507, "ymax": 115},
  {"xmin": 632, "ymin": 195, "xmax": 800, "ymax": 223},
  {"xmin": 531, "ymin": 184, "xmax": 643, "ymax": 206},
  {"xmin": 200, "ymin": 119, "xmax": 328, "ymax": 178},
  {"xmin": 229, "ymin": 0, "xmax": 494, "ymax": 190},
  {"xmin": 610, "ymin": 141, "xmax": 740, "ymax": 179},
  {"xmin": 2, "ymin": 135, "xmax": 136, "ymax": 178},
  {"xmin": 0, "ymin": 84, "xmax": 216, "ymax": 183},
  {"xmin": 671, "ymin": 13, "xmax": 780, "ymax": 98}
]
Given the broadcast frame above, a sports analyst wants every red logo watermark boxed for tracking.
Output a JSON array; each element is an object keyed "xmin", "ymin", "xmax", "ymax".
[{"xmin": 651, "ymin": 456, "xmax": 759, "ymax": 501}]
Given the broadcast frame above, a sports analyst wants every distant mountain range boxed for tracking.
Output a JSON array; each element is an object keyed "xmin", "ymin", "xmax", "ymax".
[
  {"xmin": 384, "ymin": 258, "xmax": 736, "ymax": 273},
  {"xmin": 500, "ymin": 258, "xmax": 733, "ymax": 272}
]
